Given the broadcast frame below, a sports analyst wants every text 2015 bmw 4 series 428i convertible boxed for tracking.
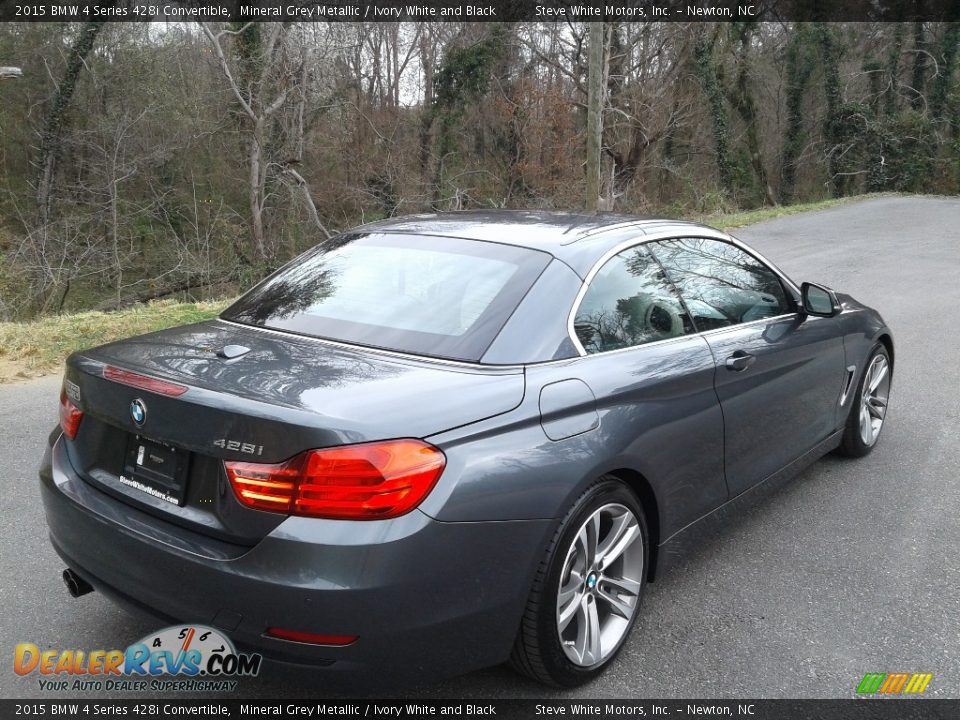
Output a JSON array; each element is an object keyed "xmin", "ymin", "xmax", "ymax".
[{"xmin": 40, "ymin": 211, "xmax": 893, "ymax": 687}]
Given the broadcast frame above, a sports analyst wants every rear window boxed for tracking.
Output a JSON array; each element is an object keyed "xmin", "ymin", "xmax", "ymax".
[{"xmin": 222, "ymin": 233, "xmax": 551, "ymax": 362}]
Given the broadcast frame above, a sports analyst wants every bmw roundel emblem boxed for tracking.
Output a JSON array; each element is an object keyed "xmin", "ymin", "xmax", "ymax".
[{"xmin": 130, "ymin": 399, "xmax": 147, "ymax": 427}]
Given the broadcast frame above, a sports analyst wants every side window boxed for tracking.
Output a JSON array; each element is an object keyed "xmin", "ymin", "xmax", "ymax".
[
  {"xmin": 573, "ymin": 245, "xmax": 694, "ymax": 354},
  {"xmin": 650, "ymin": 238, "xmax": 790, "ymax": 331}
]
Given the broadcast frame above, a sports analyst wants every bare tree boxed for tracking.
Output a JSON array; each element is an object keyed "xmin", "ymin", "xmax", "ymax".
[{"xmin": 201, "ymin": 22, "xmax": 331, "ymax": 258}]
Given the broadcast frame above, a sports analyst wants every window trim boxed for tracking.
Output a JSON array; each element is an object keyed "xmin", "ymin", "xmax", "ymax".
[
  {"xmin": 570, "ymin": 243, "xmax": 691, "ymax": 356},
  {"xmin": 566, "ymin": 230, "xmax": 801, "ymax": 357}
]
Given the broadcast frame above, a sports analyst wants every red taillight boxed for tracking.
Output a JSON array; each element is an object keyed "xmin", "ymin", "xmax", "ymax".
[
  {"xmin": 59, "ymin": 389, "xmax": 83, "ymax": 440},
  {"xmin": 225, "ymin": 439, "xmax": 445, "ymax": 520},
  {"xmin": 264, "ymin": 628, "xmax": 357, "ymax": 646},
  {"xmin": 102, "ymin": 366, "xmax": 188, "ymax": 397}
]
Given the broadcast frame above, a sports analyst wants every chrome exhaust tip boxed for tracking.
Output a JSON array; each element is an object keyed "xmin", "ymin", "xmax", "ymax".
[{"xmin": 62, "ymin": 568, "xmax": 94, "ymax": 598}]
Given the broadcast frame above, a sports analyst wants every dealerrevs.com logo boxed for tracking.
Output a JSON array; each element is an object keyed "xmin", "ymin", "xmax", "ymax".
[{"xmin": 14, "ymin": 625, "xmax": 261, "ymax": 692}]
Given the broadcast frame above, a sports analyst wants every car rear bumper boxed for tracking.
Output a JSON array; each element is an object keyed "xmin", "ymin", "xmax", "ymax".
[{"xmin": 40, "ymin": 436, "xmax": 551, "ymax": 685}]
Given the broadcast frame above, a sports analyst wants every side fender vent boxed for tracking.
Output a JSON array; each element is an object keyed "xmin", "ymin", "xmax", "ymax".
[{"xmin": 839, "ymin": 365, "xmax": 857, "ymax": 406}]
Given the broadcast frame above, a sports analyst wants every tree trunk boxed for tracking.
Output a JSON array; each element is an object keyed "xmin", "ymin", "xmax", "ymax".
[
  {"xmin": 885, "ymin": 24, "xmax": 905, "ymax": 117},
  {"xmin": 249, "ymin": 122, "xmax": 266, "ymax": 259},
  {"xmin": 910, "ymin": 21, "xmax": 928, "ymax": 111},
  {"xmin": 585, "ymin": 21, "xmax": 606, "ymax": 211},
  {"xmin": 418, "ymin": 28, "xmax": 436, "ymax": 181},
  {"xmin": 929, "ymin": 21, "xmax": 960, "ymax": 122},
  {"xmin": 93, "ymin": 278, "xmax": 225, "ymax": 312}
]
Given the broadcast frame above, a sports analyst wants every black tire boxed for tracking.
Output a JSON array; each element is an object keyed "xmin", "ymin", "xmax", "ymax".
[
  {"xmin": 509, "ymin": 477, "xmax": 648, "ymax": 687},
  {"xmin": 837, "ymin": 343, "xmax": 892, "ymax": 458}
]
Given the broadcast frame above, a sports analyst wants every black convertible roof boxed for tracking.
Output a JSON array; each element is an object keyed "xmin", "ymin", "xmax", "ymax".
[{"xmin": 353, "ymin": 210, "xmax": 728, "ymax": 278}]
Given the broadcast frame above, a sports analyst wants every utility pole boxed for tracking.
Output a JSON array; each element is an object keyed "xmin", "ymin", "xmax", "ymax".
[{"xmin": 585, "ymin": 22, "xmax": 605, "ymax": 211}]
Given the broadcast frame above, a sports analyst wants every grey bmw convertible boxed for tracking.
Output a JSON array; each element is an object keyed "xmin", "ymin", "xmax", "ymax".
[{"xmin": 41, "ymin": 211, "xmax": 893, "ymax": 687}]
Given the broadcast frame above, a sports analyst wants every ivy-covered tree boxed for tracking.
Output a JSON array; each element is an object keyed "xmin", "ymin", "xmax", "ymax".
[
  {"xmin": 814, "ymin": 22, "xmax": 844, "ymax": 196},
  {"xmin": 727, "ymin": 22, "xmax": 777, "ymax": 206},
  {"xmin": 780, "ymin": 24, "xmax": 817, "ymax": 202},
  {"xmin": 694, "ymin": 29, "xmax": 734, "ymax": 198},
  {"xmin": 421, "ymin": 27, "xmax": 506, "ymax": 206},
  {"xmin": 35, "ymin": 21, "xmax": 105, "ymax": 225}
]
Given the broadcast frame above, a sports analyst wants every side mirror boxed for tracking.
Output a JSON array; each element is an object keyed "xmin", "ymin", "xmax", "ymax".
[{"xmin": 801, "ymin": 282, "xmax": 841, "ymax": 317}]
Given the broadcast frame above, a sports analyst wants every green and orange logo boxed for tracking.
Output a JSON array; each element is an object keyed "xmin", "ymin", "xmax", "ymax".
[{"xmin": 856, "ymin": 672, "xmax": 933, "ymax": 694}]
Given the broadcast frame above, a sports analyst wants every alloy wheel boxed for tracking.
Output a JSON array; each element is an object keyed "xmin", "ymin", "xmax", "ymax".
[
  {"xmin": 859, "ymin": 354, "xmax": 890, "ymax": 447},
  {"xmin": 556, "ymin": 502, "xmax": 644, "ymax": 667}
]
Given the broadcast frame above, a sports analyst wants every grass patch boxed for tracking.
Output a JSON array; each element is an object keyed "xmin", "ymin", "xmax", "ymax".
[
  {"xmin": 0, "ymin": 299, "xmax": 228, "ymax": 382},
  {"xmin": 702, "ymin": 193, "xmax": 894, "ymax": 230}
]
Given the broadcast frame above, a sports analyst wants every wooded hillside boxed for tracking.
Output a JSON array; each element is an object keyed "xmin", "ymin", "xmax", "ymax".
[{"xmin": 0, "ymin": 20, "xmax": 957, "ymax": 319}]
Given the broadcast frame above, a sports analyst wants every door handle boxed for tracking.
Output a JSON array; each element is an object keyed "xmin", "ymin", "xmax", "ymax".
[{"xmin": 725, "ymin": 350, "xmax": 756, "ymax": 372}]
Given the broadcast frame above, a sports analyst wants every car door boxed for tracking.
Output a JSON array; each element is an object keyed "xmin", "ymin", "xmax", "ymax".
[
  {"xmin": 555, "ymin": 242, "xmax": 728, "ymax": 537},
  {"xmin": 649, "ymin": 237, "xmax": 846, "ymax": 498}
]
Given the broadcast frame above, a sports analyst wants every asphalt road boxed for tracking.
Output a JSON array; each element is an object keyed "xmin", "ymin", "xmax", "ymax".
[{"xmin": 1, "ymin": 196, "xmax": 958, "ymax": 700}]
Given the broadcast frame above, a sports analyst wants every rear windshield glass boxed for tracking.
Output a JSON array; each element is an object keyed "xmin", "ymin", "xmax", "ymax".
[{"xmin": 222, "ymin": 233, "xmax": 551, "ymax": 362}]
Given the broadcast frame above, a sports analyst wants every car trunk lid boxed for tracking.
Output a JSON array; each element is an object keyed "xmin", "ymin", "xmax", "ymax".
[{"xmin": 61, "ymin": 319, "xmax": 524, "ymax": 544}]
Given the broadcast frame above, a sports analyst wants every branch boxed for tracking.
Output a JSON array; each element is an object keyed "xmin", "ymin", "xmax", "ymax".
[
  {"xmin": 199, "ymin": 22, "xmax": 257, "ymax": 123},
  {"xmin": 282, "ymin": 167, "xmax": 333, "ymax": 239}
]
